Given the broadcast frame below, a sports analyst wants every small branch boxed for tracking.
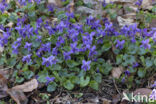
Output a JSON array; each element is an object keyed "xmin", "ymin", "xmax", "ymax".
[{"xmin": 113, "ymin": 79, "xmax": 121, "ymax": 95}]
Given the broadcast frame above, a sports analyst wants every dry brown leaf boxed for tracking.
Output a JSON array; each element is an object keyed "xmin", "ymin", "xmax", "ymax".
[
  {"xmin": 101, "ymin": 98, "xmax": 111, "ymax": 104},
  {"xmin": 134, "ymin": 88, "xmax": 152, "ymax": 96},
  {"xmin": 5, "ymin": 22, "xmax": 14, "ymax": 28},
  {"xmin": 123, "ymin": 13, "xmax": 136, "ymax": 19},
  {"xmin": 141, "ymin": 0, "xmax": 153, "ymax": 9},
  {"xmin": 117, "ymin": 16, "xmax": 135, "ymax": 27},
  {"xmin": 7, "ymin": 89, "xmax": 28, "ymax": 104},
  {"xmin": 87, "ymin": 97, "xmax": 99, "ymax": 103},
  {"xmin": 0, "ymin": 73, "xmax": 8, "ymax": 98},
  {"xmin": 0, "ymin": 30, "xmax": 4, "ymax": 53},
  {"xmin": 0, "ymin": 46, "xmax": 4, "ymax": 53},
  {"xmin": 12, "ymin": 79, "xmax": 38, "ymax": 92},
  {"xmin": 112, "ymin": 94, "xmax": 121, "ymax": 104},
  {"xmin": 48, "ymin": 0, "xmax": 62, "ymax": 7},
  {"xmin": 150, "ymin": 19, "xmax": 156, "ymax": 28},
  {"xmin": 111, "ymin": 66, "xmax": 124, "ymax": 79},
  {"xmin": 68, "ymin": 0, "xmax": 74, "ymax": 13}
]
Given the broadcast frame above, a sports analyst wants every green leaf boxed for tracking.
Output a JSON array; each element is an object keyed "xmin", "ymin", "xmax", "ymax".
[
  {"xmin": 138, "ymin": 48, "xmax": 146, "ymax": 55},
  {"xmin": 123, "ymin": 54, "xmax": 135, "ymax": 65},
  {"xmin": 51, "ymin": 64, "xmax": 62, "ymax": 71},
  {"xmin": 47, "ymin": 82, "xmax": 57, "ymax": 92},
  {"xmin": 38, "ymin": 71, "xmax": 48, "ymax": 83},
  {"xmin": 66, "ymin": 60, "xmax": 79, "ymax": 68},
  {"xmin": 140, "ymin": 56, "xmax": 145, "ymax": 64},
  {"xmin": 78, "ymin": 70, "xmax": 86, "ymax": 77},
  {"xmin": 89, "ymin": 80, "xmax": 99, "ymax": 90},
  {"xmin": 7, "ymin": 57, "xmax": 16, "ymax": 67},
  {"xmin": 154, "ymin": 59, "xmax": 156, "ymax": 66},
  {"xmin": 70, "ymin": 76, "xmax": 80, "ymax": 84},
  {"xmin": 128, "ymin": 44, "xmax": 137, "ymax": 54},
  {"xmin": 0, "ymin": 57, "xmax": 5, "ymax": 65},
  {"xmin": 93, "ymin": 73, "xmax": 102, "ymax": 83},
  {"xmin": 116, "ymin": 55, "xmax": 123, "ymax": 64},
  {"xmin": 137, "ymin": 68, "xmax": 146, "ymax": 78},
  {"xmin": 63, "ymin": 80, "xmax": 74, "ymax": 90},
  {"xmin": 23, "ymin": 71, "xmax": 34, "ymax": 80},
  {"xmin": 22, "ymin": 64, "xmax": 28, "ymax": 71},
  {"xmin": 100, "ymin": 63, "xmax": 112, "ymax": 75},
  {"xmin": 32, "ymin": 41, "xmax": 40, "ymax": 48},
  {"xmin": 16, "ymin": 77, "xmax": 24, "ymax": 83},
  {"xmin": 16, "ymin": 62, "xmax": 22, "ymax": 70},
  {"xmin": 102, "ymin": 42, "xmax": 111, "ymax": 52},
  {"xmin": 80, "ymin": 76, "xmax": 90, "ymax": 87},
  {"xmin": 145, "ymin": 58, "xmax": 153, "ymax": 68},
  {"xmin": 97, "ymin": 58, "xmax": 105, "ymax": 64}
]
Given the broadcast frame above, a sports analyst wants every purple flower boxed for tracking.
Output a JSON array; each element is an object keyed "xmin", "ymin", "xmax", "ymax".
[
  {"xmin": 73, "ymin": 24, "xmax": 83, "ymax": 33},
  {"xmin": 11, "ymin": 37, "xmax": 22, "ymax": 54},
  {"xmin": 18, "ymin": 0, "xmax": 27, "ymax": 5},
  {"xmin": 102, "ymin": 0, "xmax": 107, "ymax": 7},
  {"xmin": 89, "ymin": 45, "xmax": 97, "ymax": 58},
  {"xmin": 36, "ymin": 35, "xmax": 42, "ymax": 42},
  {"xmin": 42, "ymin": 57, "xmax": 51, "ymax": 67},
  {"xmin": 22, "ymin": 54, "xmax": 32, "ymax": 63},
  {"xmin": 151, "ymin": 81, "xmax": 156, "ymax": 88},
  {"xmin": 82, "ymin": 33, "xmax": 94, "ymax": 50},
  {"xmin": 149, "ymin": 89, "xmax": 156, "ymax": 100},
  {"xmin": 66, "ymin": 12, "xmax": 74, "ymax": 20},
  {"xmin": 152, "ymin": 32, "xmax": 156, "ymax": 42},
  {"xmin": 116, "ymin": 40, "xmax": 125, "ymax": 50},
  {"xmin": 124, "ymin": 70, "xmax": 130, "ymax": 76},
  {"xmin": 42, "ymin": 55, "xmax": 57, "ymax": 67},
  {"xmin": 56, "ymin": 21, "xmax": 67, "ymax": 33},
  {"xmin": 36, "ymin": 48, "xmax": 43, "ymax": 57},
  {"xmin": 81, "ymin": 60, "xmax": 91, "ymax": 71},
  {"xmin": 36, "ymin": 18, "xmax": 43, "ymax": 29},
  {"xmin": 133, "ymin": 62, "xmax": 139, "ymax": 68},
  {"xmin": 135, "ymin": 0, "xmax": 143, "ymax": 6},
  {"xmin": 34, "ymin": 0, "xmax": 41, "ymax": 4},
  {"xmin": 46, "ymin": 76, "xmax": 55, "ymax": 85},
  {"xmin": 56, "ymin": 36, "xmax": 65, "ymax": 47},
  {"xmin": 104, "ymin": 23, "xmax": 116, "ymax": 36},
  {"xmin": 86, "ymin": 16, "xmax": 94, "ymax": 26},
  {"xmin": 52, "ymin": 47, "xmax": 58, "ymax": 56},
  {"xmin": 24, "ymin": 42, "xmax": 32, "ymax": 52},
  {"xmin": 86, "ymin": 16, "xmax": 101, "ymax": 29},
  {"xmin": 140, "ymin": 39, "xmax": 151, "ymax": 49},
  {"xmin": 70, "ymin": 42, "xmax": 79, "ymax": 54},
  {"xmin": 12, "ymin": 45, "xmax": 19, "ymax": 54},
  {"xmin": 68, "ymin": 29, "xmax": 79, "ymax": 42},
  {"xmin": 47, "ymin": 4, "xmax": 54, "ymax": 12},
  {"xmin": 0, "ymin": 1, "xmax": 7, "ymax": 13},
  {"xmin": 41, "ymin": 42, "xmax": 51, "ymax": 52},
  {"xmin": 63, "ymin": 51, "xmax": 71, "ymax": 60},
  {"xmin": 121, "ymin": 77, "xmax": 125, "ymax": 83}
]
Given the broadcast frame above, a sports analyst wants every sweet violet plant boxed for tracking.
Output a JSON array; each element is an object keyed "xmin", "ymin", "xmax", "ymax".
[{"xmin": 0, "ymin": 0, "xmax": 156, "ymax": 91}]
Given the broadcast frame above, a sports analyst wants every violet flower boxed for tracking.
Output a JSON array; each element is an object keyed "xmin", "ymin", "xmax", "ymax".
[
  {"xmin": 45, "ymin": 76, "xmax": 55, "ymax": 85},
  {"xmin": 116, "ymin": 40, "xmax": 125, "ymax": 50},
  {"xmin": 63, "ymin": 51, "xmax": 71, "ymax": 60},
  {"xmin": 151, "ymin": 81, "xmax": 156, "ymax": 88},
  {"xmin": 70, "ymin": 42, "xmax": 79, "ymax": 54},
  {"xmin": 124, "ymin": 70, "xmax": 130, "ymax": 76},
  {"xmin": 89, "ymin": 45, "xmax": 97, "ymax": 58},
  {"xmin": 24, "ymin": 42, "xmax": 32, "ymax": 52},
  {"xmin": 149, "ymin": 89, "xmax": 156, "ymax": 100},
  {"xmin": 81, "ymin": 60, "xmax": 91, "ymax": 71},
  {"xmin": 135, "ymin": 0, "xmax": 143, "ymax": 6},
  {"xmin": 42, "ymin": 55, "xmax": 57, "ymax": 67},
  {"xmin": 140, "ymin": 39, "xmax": 151, "ymax": 49},
  {"xmin": 22, "ymin": 54, "xmax": 32, "ymax": 63}
]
